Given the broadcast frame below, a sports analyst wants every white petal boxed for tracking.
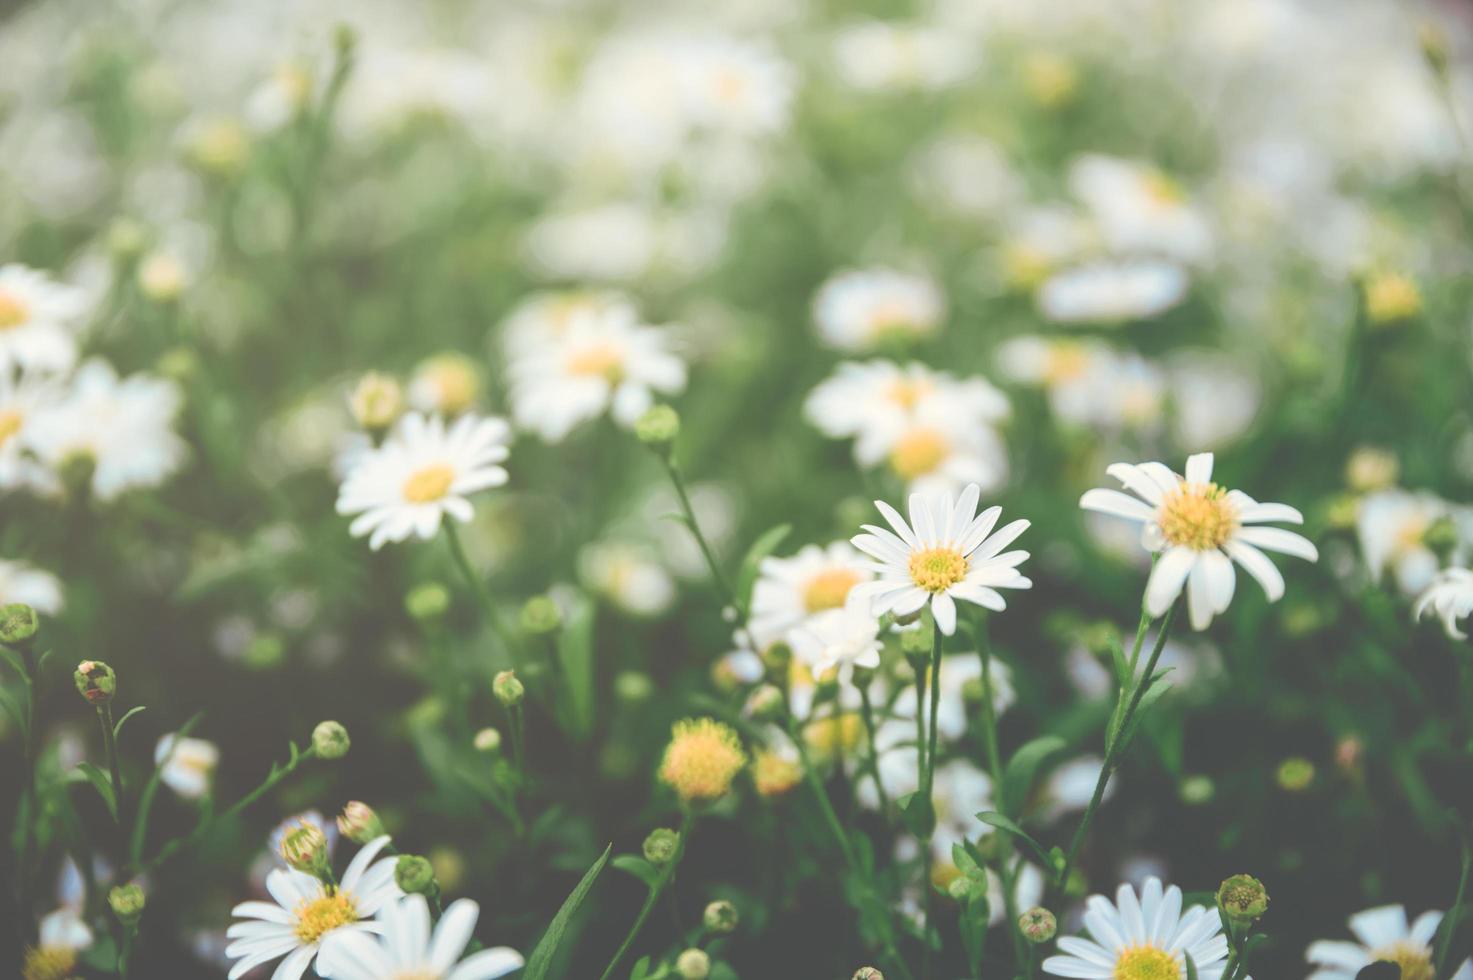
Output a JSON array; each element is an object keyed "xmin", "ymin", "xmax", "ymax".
[
  {"xmin": 1145, "ymin": 547, "xmax": 1196, "ymax": 617},
  {"xmin": 1348, "ymin": 905, "xmax": 1409, "ymax": 948},
  {"xmin": 449, "ymin": 947, "xmax": 527, "ymax": 980},
  {"xmin": 1184, "ymin": 453, "xmax": 1214, "ymax": 484},
  {"xmin": 342, "ymin": 836, "xmax": 394, "ymax": 892},
  {"xmin": 1234, "ymin": 526, "xmax": 1318, "ymax": 562},
  {"xmin": 429, "ymin": 899, "xmax": 481, "ymax": 972},
  {"xmin": 932, "ymin": 592, "xmax": 957, "ymax": 635},
  {"xmin": 1080, "ymin": 488, "xmax": 1156, "ymax": 523},
  {"xmin": 1041, "ymin": 955, "xmax": 1113, "ymax": 978},
  {"xmin": 1106, "ymin": 462, "xmax": 1165, "ymax": 505},
  {"xmin": 1223, "ymin": 540, "xmax": 1284, "ymax": 602},
  {"xmin": 1237, "ymin": 501, "xmax": 1303, "ymax": 524}
]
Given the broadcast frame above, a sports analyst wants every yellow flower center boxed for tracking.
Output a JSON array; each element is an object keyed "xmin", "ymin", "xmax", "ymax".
[
  {"xmin": 890, "ymin": 428, "xmax": 949, "ymax": 480},
  {"xmin": 23, "ymin": 946, "xmax": 77, "ymax": 980},
  {"xmin": 1113, "ymin": 944, "xmax": 1179, "ymax": 980},
  {"xmin": 801, "ymin": 712, "xmax": 864, "ymax": 758},
  {"xmin": 1003, "ymin": 244, "xmax": 1051, "ymax": 289},
  {"xmin": 0, "ymin": 288, "xmax": 28, "ymax": 330},
  {"xmin": 1364, "ymin": 273, "xmax": 1421, "ymax": 324},
  {"xmin": 566, "ymin": 343, "xmax": 625, "ymax": 383},
  {"xmin": 1042, "ymin": 342, "xmax": 1090, "ymax": 385},
  {"xmin": 402, "ymin": 463, "xmax": 455, "ymax": 503},
  {"xmin": 1372, "ymin": 942, "xmax": 1434, "ymax": 980},
  {"xmin": 294, "ymin": 891, "xmax": 359, "ymax": 945},
  {"xmin": 908, "ymin": 546, "xmax": 968, "ymax": 593},
  {"xmin": 752, "ymin": 749, "xmax": 802, "ymax": 797},
  {"xmin": 1158, "ymin": 481, "xmax": 1237, "ymax": 551},
  {"xmin": 885, "ymin": 377, "xmax": 934, "ymax": 410},
  {"xmin": 713, "ymin": 68, "xmax": 749, "ymax": 104},
  {"xmin": 803, "ymin": 567, "xmax": 863, "ymax": 612},
  {"xmin": 0, "ymin": 409, "xmax": 23, "ymax": 447},
  {"xmin": 1143, "ymin": 172, "xmax": 1185, "ymax": 208},
  {"xmin": 866, "ymin": 299, "xmax": 917, "ymax": 338},
  {"xmin": 391, "ymin": 972, "xmax": 439, "ymax": 980},
  {"xmin": 1023, "ymin": 53, "xmax": 1078, "ymax": 107}
]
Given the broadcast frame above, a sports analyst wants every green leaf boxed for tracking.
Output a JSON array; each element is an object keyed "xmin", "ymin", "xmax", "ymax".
[
  {"xmin": 113, "ymin": 705, "xmax": 147, "ymax": 740},
  {"xmin": 974, "ymin": 811, "xmax": 1052, "ymax": 867},
  {"xmin": 131, "ymin": 710, "xmax": 205, "ymax": 865},
  {"xmin": 523, "ymin": 844, "xmax": 612, "ymax": 980},
  {"xmin": 734, "ymin": 523, "xmax": 791, "ymax": 608},
  {"xmin": 0, "ymin": 684, "xmax": 26, "ymax": 732},
  {"xmin": 1000, "ymin": 735, "xmax": 1066, "ymax": 816},
  {"xmin": 73, "ymin": 761, "xmax": 118, "ymax": 820},
  {"xmin": 556, "ymin": 594, "xmax": 597, "ymax": 741},
  {"xmin": 0, "ymin": 646, "xmax": 26, "ymax": 678},
  {"xmin": 611, "ymin": 854, "xmax": 661, "ymax": 889},
  {"xmin": 1116, "ymin": 671, "xmax": 1175, "ymax": 751},
  {"xmin": 1106, "ymin": 633, "xmax": 1130, "ymax": 687},
  {"xmin": 899, "ymin": 791, "xmax": 935, "ymax": 839}
]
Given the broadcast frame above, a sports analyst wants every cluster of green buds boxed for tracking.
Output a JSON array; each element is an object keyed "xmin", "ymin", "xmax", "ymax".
[
  {"xmin": 313, "ymin": 721, "xmax": 351, "ymax": 760},
  {"xmin": 73, "ymin": 660, "xmax": 117, "ymax": 705},
  {"xmin": 337, "ymin": 801, "xmax": 385, "ymax": 844}
]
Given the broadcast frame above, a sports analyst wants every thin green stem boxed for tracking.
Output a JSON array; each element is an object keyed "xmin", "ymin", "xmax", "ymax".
[
  {"xmin": 858, "ymin": 682, "xmax": 891, "ymax": 815},
  {"xmin": 598, "ymin": 810, "xmax": 693, "ymax": 980},
  {"xmin": 660, "ymin": 456, "xmax": 741, "ymax": 620},
  {"xmin": 16, "ymin": 647, "xmax": 39, "ymax": 944},
  {"xmin": 1435, "ymin": 835, "xmax": 1471, "ymax": 977},
  {"xmin": 977, "ymin": 622, "xmax": 1031, "ymax": 976},
  {"xmin": 919, "ymin": 618, "xmax": 943, "ymax": 980},
  {"xmin": 443, "ymin": 522, "xmax": 522, "ymax": 669},
  {"xmin": 99, "ymin": 703, "xmax": 127, "ymax": 830}
]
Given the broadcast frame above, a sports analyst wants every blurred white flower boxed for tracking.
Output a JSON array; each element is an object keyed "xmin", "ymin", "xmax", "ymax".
[
  {"xmin": 1037, "ymin": 260, "xmax": 1189, "ymax": 324},
  {"xmin": 155, "ymin": 733, "xmax": 220, "ymax": 800},
  {"xmin": 789, "ymin": 592, "xmax": 883, "ymax": 675},
  {"xmin": 1413, "ymin": 568, "xmax": 1473, "ymax": 641},
  {"xmin": 749, "ymin": 541, "xmax": 871, "ymax": 650},
  {"xmin": 579, "ymin": 542, "xmax": 676, "ymax": 618},
  {"xmin": 0, "ymin": 558, "xmax": 63, "ymax": 615},
  {"xmin": 0, "ymin": 264, "xmax": 88, "ymax": 375},
  {"xmin": 805, "ymin": 359, "xmax": 1008, "ymax": 442},
  {"xmin": 1167, "ymin": 354, "xmax": 1261, "ymax": 450},
  {"xmin": 1306, "ymin": 904, "xmax": 1473, "ymax": 980},
  {"xmin": 1357, "ymin": 490, "xmax": 1466, "ymax": 595},
  {"xmin": 812, "ymin": 268, "xmax": 945, "ymax": 351},
  {"xmin": 888, "ymin": 650, "xmax": 1015, "ymax": 742},
  {"xmin": 997, "ymin": 337, "xmax": 1164, "ymax": 434},
  {"xmin": 832, "ymin": 21, "xmax": 978, "ymax": 92},
  {"xmin": 336, "ymin": 413, "xmax": 511, "ymax": 550},
  {"xmin": 908, "ymin": 135, "xmax": 1022, "ymax": 219},
  {"xmin": 1069, "ymin": 154, "xmax": 1214, "ymax": 264},
  {"xmin": 1038, "ymin": 755, "xmax": 1115, "ymax": 821},
  {"xmin": 0, "ymin": 370, "xmax": 61, "ymax": 493}
]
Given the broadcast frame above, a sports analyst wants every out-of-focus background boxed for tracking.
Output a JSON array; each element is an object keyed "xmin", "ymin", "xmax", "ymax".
[{"xmin": 4, "ymin": 0, "xmax": 1473, "ymax": 976}]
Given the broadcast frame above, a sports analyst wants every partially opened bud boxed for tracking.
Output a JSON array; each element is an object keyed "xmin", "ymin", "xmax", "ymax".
[
  {"xmin": 853, "ymin": 969, "xmax": 884, "ymax": 980},
  {"xmin": 1019, "ymin": 906, "xmax": 1057, "ymax": 943},
  {"xmin": 493, "ymin": 671, "xmax": 525, "ymax": 707},
  {"xmin": 643, "ymin": 828, "xmax": 680, "ymax": 866},
  {"xmin": 1217, "ymin": 874, "xmax": 1269, "ymax": 923},
  {"xmin": 337, "ymin": 801, "xmax": 385, "ymax": 845},
  {"xmin": 349, "ymin": 372, "xmax": 403, "ymax": 434},
  {"xmin": 635, "ymin": 405, "xmax": 680, "ymax": 452},
  {"xmin": 109, "ymin": 883, "xmax": 146, "ymax": 926},
  {"xmin": 313, "ymin": 721, "xmax": 351, "ymax": 760},
  {"xmin": 74, "ymin": 660, "xmax": 117, "ymax": 705},
  {"xmin": 0, "ymin": 603, "xmax": 39, "ymax": 649},
  {"xmin": 280, "ymin": 822, "xmax": 331, "ymax": 878},
  {"xmin": 703, "ymin": 900, "xmax": 738, "ymax": 934},
  {"xmin": 519, "ymin": 595, "xmax": 562, "ymax": 635},
  {"xmin": 473, "ymin": 728, "xmax": 502, "ymax": 753}
]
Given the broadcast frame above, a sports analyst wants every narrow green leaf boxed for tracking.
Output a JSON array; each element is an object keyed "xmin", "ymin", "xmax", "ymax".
[
  {"xmin": 556, "ymin": 594, "xmax": 597, "ymax": 741},
  {"xmin": 734, "ymin": 523, "xmax": 791, "ymax": 608},
  {"xmin": 131, "ymin": 711, "xmax": 205, "ymax": 865},
  {"xmin": 1106, "ymin": 633, "xmax": 1130, "ymax": 687},
  {"xmin": 1001, "ymin": 735, "xmax": 1066, "ymax": 816},
  {"xmin": 73, "ymin": 761, "xmax": 118, "ymax": 820},
  {"xmin": 0, "ymin": 684, "xmax": 26, "ymax": 732},
  {"xmin": 113, "ymin": 705, "xmax": 147, "ymax": 740},
  {"xmin": 611, "ymin": 854, "xmax": 661, "ymax": 889},
  {"xmin": 974, "ymin": 811, "xmax": 1052, "ymax": 867},
  {"xmin": 523, "ymin": 844, "xmax": 612, "ymax": 980},
  {"xmin": 0, "ymin": 646, "xmax": 26, "ymax": 677},
  {"xmin": 1116, "ymin": 672, "xmax": 1175, "ymax": 750}
]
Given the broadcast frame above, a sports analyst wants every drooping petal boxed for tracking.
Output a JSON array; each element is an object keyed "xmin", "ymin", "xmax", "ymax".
[
  {"xmin": 1234, "ymin": 526, "xmax": 1319, "ymax": 562},
  {"xmin": 1145, "ymin": 547, "xmax": 1196, "ymax": 617},
  {"xmin": 1223, "ymin": 540, "xmax": 1284, "ymax": 602}
]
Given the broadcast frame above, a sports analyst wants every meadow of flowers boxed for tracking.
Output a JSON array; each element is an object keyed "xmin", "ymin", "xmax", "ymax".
[{"xmin": 4, "ymin": 0, "xmax": 1473, "ymax": 977}]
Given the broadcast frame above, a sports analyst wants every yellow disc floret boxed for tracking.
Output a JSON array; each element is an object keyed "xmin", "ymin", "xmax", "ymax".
[
  {"xmin": 1158, "ymin": 481, "xmax": 1237, "ymax": 551},
  {"xmin": 23, "ymin": 946, "xmax": 77, "ymax": 980},
  {"xmin": 908, "ymin": 547, "xmax": 968, "ymax": 593},
  {"xmin": 659, "ymin": 718, "xmax": 746, "ymax": 803},
  {"xmin": 402, "ymin": 463, "xmax": 456, "ymax": 503},
  {"xmin": 1113, "ymin": 945, "xmax": 1179, "ymax": 980},
  {"xmin": 0, "ymin": 409, "xmax": 23, "ymax": 447},
  {"xmin": 803, "ymin": 567, "xmax": 863, "ymax": 613},
  {"xmin": 566, "ymin": 343, "xmax": 626, "ymax": 383},
  {"xmin": 751, "ymin": 749, "xmax": 801, "ymax": 797},
  {"xmin": 890, "ymin": 428, "xmax": 949, "ymax": 480},
  {"xmin": 0, "ymin": 288, "xmax": 27, "ymax": 330},
  {"xmin": 1372, "ymin": 942, "xmax": 1434, "ymax": 980},
  {"xmin": 293, "ymin": 890, "xmax": 359, "ymax": 945}
]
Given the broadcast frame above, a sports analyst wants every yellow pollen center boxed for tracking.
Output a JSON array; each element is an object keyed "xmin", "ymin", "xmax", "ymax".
[
  {"xmin": 0, "ymin": 409, "xmax": 22, "ymax": 447},
  {"xmin": 23, "ymin": 945, "xmax": 77, "ymax": 980},
  {"xmin": 294, "ymin": 891, "xmax": 358, "ymax": 945},
  {"xmin": 908, "ymin": 546, "xmax": 967, "ymax": 593},
  {"xmin": 1144, "ymin": 172, "xmax": 1185, "ymax": 208},
  {"xmin": 0, "ymin": 289, "xmax": 28, "ymax": 330},
  {"xmin": 391, "ymin": 972, "xmax": 440, "ymax": 980},
  {"xmin": 1042, "ymin": 343, "xmax": 1090, "ymax": 385},
  {"xmin": 1113, "ymin": 944, "xmax": 1179, "ymax": 980},
  {"xmin": 803, "ymin": 567, "xmax": 863, "ymax": 612},
  {"xmin": 890, "ymin": 428, "xmax": 949, "ymax": 480},
  {"xmin": 714, "ymin": 69, "xmax": 748, "ymax": 103},
  {"xmin": 885, "ymin": 377, "xmax": 934, "ymax": 410},
  {"xmin": 1372, "ymin": 942, "xmax": 1434, "ymax": 980},
  {"xmin": 402, "ymin": 463, "xmax": 455, "ymax": 503},
  {"xmin": 866, "ymin": 299, "xmax": 915, "ymax": 337},
  {"xmin": 566, "ymin": 343, "xmax": 625, "ymax": 383},
  {"xmin": 1158, "ymin": 481, "xmax": 1237, "ymax": 550}
]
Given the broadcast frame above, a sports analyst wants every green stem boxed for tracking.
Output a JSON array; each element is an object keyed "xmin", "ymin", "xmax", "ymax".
[
  {"xmin": 1435, "ymin": 835, "xmax": 1471, "ymax": 977},
  {"xmin": 598, "ymin": 811, "xmax": 694, "ymax": 980},
  {"xmin": 919, "ymin": 618, "xmax": 943, "ymax": 980},
  {"xmin": 977, "ymin": 623, "xmax": 1030, "ymax": 975},
  {"xmin": 99, "ymin": 703, "xmax": 127, "ymax": 831},
  {"xmin": 443, "ymin": 522, "xmax": 522, "ymax": 669},
  {"xmin": 16, "ymin": 647, "xmax": 39, "ymax": 943},
  {"xmin": 1056, "ymin": 601, "xmax": 1178, "ymax": 893},
  {"xmin": 660, "ymin": 455, "xmax": 741, "ymax": 620},
  {"xmin": 858, "ymin": 682, "xmax": 891, "ymax": 815}
]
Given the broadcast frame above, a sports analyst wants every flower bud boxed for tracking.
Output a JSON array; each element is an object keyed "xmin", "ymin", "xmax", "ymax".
[
  {"xmin": 474, "ymin": 727, "xmax": 502, "ymax": 753},
  {"xmin": 312, "ymin": 721, "xmax": 351, "ymax": 760},
  {"xmin": 394, "ymin": 854, "xmax": 438, "ymax": 895},
  {"xmin": 349, "ymin": 372, "xmax": 403, "ymax": 434},
  {"xmin": 615, "ymin": 670, "xmax": 653, "ymax": 703},
  {"xmin": 759, "ymin": 641, "xmax": 791, "ymax": 675},
  {"xmin": 519, "ymin": 595, "xmax": 562, "ymax": 635},
  {"xmin": 279, "ymin": 822, "xmax": 331, "ymax": 878},
  {"xmin": 1179, "ymin": 774, "xmax": 1215, "ymax": 806},
  {"xmin": 405, "ymin": 582, "xmax": 451, "ymax": 623},
  {"xmin": 337, "ymin": 801, "xmax": 385, "ymax": 844},
  {"xmin": 899, "ymin": 627, "xmax": 931, "ymax": 659},
  {"xmin": 1276, "ymin": 756, "xmax": 1314, "ymax": 792},
  {"xmin": 743, "ymin": 684, "xmax": 785, "ymax": 722},
  {"xmin": 675, "ymin": 948, "xmax": 709, "ymax": 980},
  {"xmin": 493, "ymin": 670, "xmax": 524, "ymax": 707},
  {"xmin": 643, "ymin": 827, "xmax": 680, "ymax": 866},
  {"xmin": 74, "ymin": 660, "xmax": 117, "ymax": 705},
  {"xmin": 853, "ymin": 969, "xmax": 884, "ymax": 980},
  {"xmin": 107, "ymin": 218, "xmax": 147, "ymax": 262},
  {"xmin": 1362, "ymin": 270, "xmax": 1421, "ymax": 325},
  {"xmin": 0, "ymin": 603, "xmax": 39, "ymax": 648},
  {"xmin": 1217, "ymin": 874, "xmax": 1269, "ymax": 923},
  {"xmin": 703, "ymin": 899, "xmax": 738, "ymax": 934},
  {"xmin": 109, "ymin": 883, "xmax": 146, "ymax": 926},
  {"xmin": 634, "ymin": 405, "xmax": 680, "ymax": 452},
  {"xmin": 1019, "ymin": 906, "xmax": 1057, "ymax": 943}
]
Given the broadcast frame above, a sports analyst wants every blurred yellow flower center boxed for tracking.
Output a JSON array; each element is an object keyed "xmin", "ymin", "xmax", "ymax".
[
  {"xmin": 0, "ymin": 409, "xmax": 22, "ymax": 446},
  {"xmin": 803, "ymin": 567, "xmax": 863, "ymax": 612},
  {"xmin": 752, "ymin": 749, "xmax": 802, "ymax": 797},
  {"xmin": 566, "ymin": 343, "xmax": 625, "ymax": 383},
  {"xmin": 420, "ymin": 358, "xmax": 478, "ymax": 414},
  {"xmin": 866, "ymin": 299, "xmax": 916, "ymax": 337},
  {"xmin": 1364, "ymin": 273, "xmax": 1421, "ymax": 324},
  {"xmin": 1042, "ymin": 342, "xmax": 1090, "ymax": 384},
  {"xmin": 0, "ymin": 289, "xmax": 28, "ymax": 330},
  {"xmin": 713, "ymin": 69, "xmax": 749, "ymax": 103},
  {"xmin": 293, "ymin": 891, "xmax": 358, "ymax": 944},
  {"xmin": 1003, "ymin": 244, "xmax": 1051, "ymax": 289},
  {"xmin": 885, "ymin": 377, "xmax": 934, "ymax": 410},
  {"xmin": 1159, "ymin": 481, "xmax": 1237, "ymax": 550},
  {"xmin": 802, "ymin": 712, "xmax": 864, "ymax": 758},
  {"xmin": 1372, "ymin": 942, "xmax": 1433, "ymax": 980},
  {"xmin": 930, "ymin": 860, "xmax": 962, "ymax": 893},
  {"xmin": 1143, "ymin": 172, "xmax": 1185, "ymax": 208},
  {"xmin": 1024, "ymin": 53, "xmax": 1078, "ymax": 107},
  {"xmin": 403, "ymin": 463, "xmax": 455, "ymax": 503},
  {"xmin": 1113, "ymin": 945, "xmax": 1178, "ymax": 980},
  {"xmin": 909, "ymin": 546, "xmax": 967, "ymax": 592},
  {"xmin": 659, "ymin": 718, "xmax": 746, "ymax": 802},
  {"xmin": 390, "ymin": 972, "xmax": 439, "ymax": 980},
  {"xmin": 22, "ymin": 946, "xmax": 76, "ymax": 980},
  {"xmin": 890, "ymin": 428, "xmax": 949, "ymax": 480}
]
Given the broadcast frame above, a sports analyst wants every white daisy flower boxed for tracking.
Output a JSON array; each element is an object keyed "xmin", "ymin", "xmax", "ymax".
[
  {"xmin": 748, "ymin": 541, "xmax": 872, "ymax": 650},
  {"xmin": 852, "ymin": 396, "xmax": 1011, "ymax": 497},
  {"xmin": 788, "ymin": 592, "xmax": 883, "ymax": 676},
  {"xmin": 154, "ymin": 733, "xmax": 219, "ymax": 799},
  {"xmin": 1306, "ymin": 904, "xmax": 1473, "ymax": 980},
  {"xmin": 499, "ymin": 290, "xmax": 633, "ymax": 352},
  {"xmin": 1068, "ymin": 154, "xmax": 1214, "ymax": 264},
  {"xmin": 1037, "ymin": 755, "xmax": 1118, "ymax": 822},
  {"xmin": 1037, "ymin": 260, "xmax": 1189, "ymax": 324},
  {"xmin": 1357, "ymin": 490, "xmax": 1467, "ymax": 595},
  {"xmin": 579, "ymin": 541, "xmax": 677, "ymax": 618},
  {"xmin": 25, "ymin": 359, "xmax": 187, "ymax": 501},
  {"xmin": 226, "ymin": 836, "xmax": 401, "ymax": 980},
  {"xmin": 336, "ymin": 413, "xmax": 511, "ymax": 551},
  {"xmin": 318, "ymin": 894, "xmax": 524, "ymax": 980},
  {"xmin": 0, "ymin": 370, "xmax": 61, "ymax": 493},
  {"xmin": 831, "ymin": 21, "xmax": 979, "ymax": 93},
  {"xmin": 507, "ymin": 301, "xmax": 686, "ymax": 442},
  {"xmin": 0, "ymin": 263, "xmax": 89, "ymax": 375},
  {"xmin": 812, "ymin": 268, "xmax": 945, "ymax": 351},
  {"xmin": 1079, "ymin": 452, "xmax": 1318, "ymax": 630},
  {"xmin": 1042, "ymin": 877, "xmax": 1243, "ymax": 980},
  {"xmin": 678, "ymin": 37, "xmax": 794, "ymax": 136},
  {"xmin": 0, "ymin": 558, "xmax": 63, "ymax": 614},
  {"xmin": 851, "ymin": 483, "xmax": 1032, "ymax": 635},
  {"xmin": 1414, "ymin": 567, "xmax": 1473, "ymax": 640}
]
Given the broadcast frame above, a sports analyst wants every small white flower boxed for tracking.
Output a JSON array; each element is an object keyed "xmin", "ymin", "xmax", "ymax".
[
  {"xmin": 336, "ymin": 412, "xmax": 511, "ymax": 551},
  {"xmin": 1358, "ymin": 489, "xmax": 1466, "ymax": 595},
  {"xmin": 155, "ymin": 733, "xmax": 220, "ymax": 799},
  {"xmin": 0, "ymin": 263, "xmax": 89, "ymax": 375},
  {"xmin": 1414, "ymin": 567, "xmax": 1473, "ymax": 640},
  {"xmin": 832, "ymin": 21, "xmax": 979, "ymax": 92},
  {"xmin": 851, "ymin": 483, "xmax": 1032, "ymax": 635},
  {"xmin": 0, "ymin": 370, "xmax": 62, "ymax": 493},
  {"xmin": 1038, "ymin": 260, "xmax": 1189, "ymax": 324},
  {"xmin": 789, "ymin": 592, "xmax": 883, "ymax": 676},
  {"xmin": 0, "ymin": 558, "xmax": 63, "ymax": 614},
  {"xmin": 318, "ymin": 894, "xmax": 524, "ymax": 980},
  {"xmin": 1080, "ymin": 452, "xmax": 1318, "ymax": 630},
  {"xmin": 507, "ymin": 301, "xmax": 685, "ymax": 442},
  {"xmin": 226, "ymin": 836, "xmax": 402, "ymax": 980},
  {"xmin": 579, "ymin": 541, "xmax": 676, "ymax": 618},
  {"xmin": 749, "ymin": 541, "xmax": 872, "ymax": 650},
  {"xmin": 1043, "ymin": 877, "xmax": 1243, "ymax": 980},
  {"xmin": 1068, "ymin": 154, "xmax": 1214, "ymax": 264},
  {"xmin": 39, "ymin": 906, "xmax": 93, "ymax": 953},
  {"xmin": 812, "ymin": 268, "xmax": 945, "ymax": 350},
  {"xmin": 1306, "ymin": 904, "xmax": 1473, "ymax": 980}
]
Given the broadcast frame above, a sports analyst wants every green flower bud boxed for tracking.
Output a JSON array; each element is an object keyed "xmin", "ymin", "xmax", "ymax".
[
  {"xmin": 74, "ymin": 660, "xmax": 117, "ymax": 705},
  {"xmin": 1179, "ymin": 774, "xmax": 1215, "ymax": 806},
  {"xmin": 615, "ymin": 671, "xmax": 653, "ymax": 703},
  {"xmin": 703, "ymin": 899, "xmax": 739, "ymax": 934},
  {"xmin": 743, "ymin": 683, "xmax": 785, "ymax": 722},
  {"xmin": 336, "ymin": 801, "xmax": 385, "ymax": 845},
  {"xmin": 853, "ymin": 969, "xmax": 884, "ymax": 980},
  {"xmin": 1019, "ymin": 907, "xmax": 1057, "ymax": 943},
  {"xmin": 0, "ymin": 603, "xmax": 39, "ymax": 649},
  {"xmin": 1276, "ymin": 757, "xmax": 1314, "ymax": 792},
  {"xmin": 394, "ymin": 854, "xmax": 438, "ymax": 896},
  {"xmin": 675, "ymin": 948, "xmax": 709, "ymax": 980},
  {"xmin": 643, "ymin": 827, "xmax": 680, "ymax": 866},
  {"xmin": 107, "ymin": 218, "xmax": 147, "ymax": 261},
  {"xmin": 493, "ymin": 670, "xmax": 524, "ymax": 707},
  {"xmin": 349, "ymin": 372, "xmax": 404, "ymax": 433},
  {"xmin": 279, "ymin": 821, "xmax": 331, "ymax": 878},
  {"xmin": 519, "ymin": 595, "xmax": 562, "ymax": 635},
  {"xmin": 312, "ymin": 721, "xmax": 351, "ymax": 760},
  {"xmin": 1217, "ymin": 874, "xmax": 1269, "ymax": 923},
  {"xmin": 634, "ymin": 405, "xmax": 680, "ymax": 451},
  {"xmin": 109, "ymin": 883, "xmax": 146, "ymax": 927},
  {"xmin": 899, "ymin": 627, "xmax": 931, "ymax": 658},
  {"xmin": 405, "ymin": 582, "xmax": 451, "ymax": 623},
  {"xmin": 759, "ymin": 641, "xmax": 791, "ymax": 675},
  {"xmin": 474, "ymin": 727, "xmax": 502, "ymax": 753}
]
